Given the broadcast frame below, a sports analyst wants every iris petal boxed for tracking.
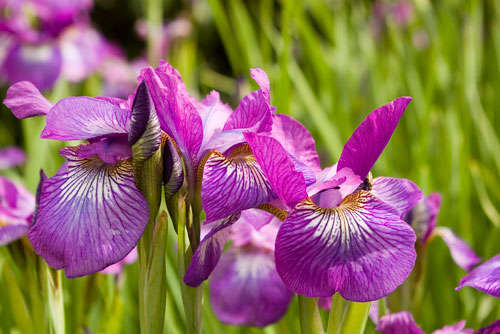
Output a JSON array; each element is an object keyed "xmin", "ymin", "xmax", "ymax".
[
  {"xmin": 183, "ymin": 214, "xmax": 241, "ymax": 286},
  {"xmin": 275, "ymin": 191, "xmax": 416, "ymax": 301},
  {"xmin": 434, "ymin": 227, "xmax": 481, "ymax": 271},
  {"xmin": 456, "ymin": 254, "xmax": 500, "ymax": 297},
  {"xmin": 371, "ymin": 177, "xmax": 422, "ymax": 218},
  {"xmin": 0, "ymin": 146, "xmax": 26, "ymax": 169},
  {"xmin": 376, "ymin": 311, "xmax": 424, "ymax": 334},
  {"xmin": 41, "ymin": 97, "xmax": 131, "ymax": 141},
  {"xmin": 209, "ymin": 248, "xmax": 293, "ymax": 327},
  {"xmin": 337, "ymin": 97, "xmax": 412, "ymax": 179},
  {"xmin": 28, "ymin": 145, "xmax": 149, "ymax": 278},
  {"xmin": 201, "ymin": 145, "xmax": 275, "ymax": 223},
  {"xmin": 4, "ymin": 81, "xmax": 53, "ymax": 119}
]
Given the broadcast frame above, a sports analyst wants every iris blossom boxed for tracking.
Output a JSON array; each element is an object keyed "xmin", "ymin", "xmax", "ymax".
[
  {"xmin": 243, "ymin": 97, "xmax": 422, "ymax": 301},
  {"xmin": 2, "ymin": 80, "xmax": 166, "ymax": 277},
  {"xmin": 0, "ymin": 146, "xmax": 26, "ymax": 169},
  {"xmin": 406, "ymin": 193, "xmax": 481, "ymax": 271},
  {"xmin": 456, "ymin": 254, "xmax": 500, "ymax": 298},
  {"xmin": 0, "ymin": 176, "xmax": 34, "ymax": 246},
  {"xmin": 375, "ymin": 311, "xmax": 473, "ymax": 334},
  {"xmin": 1, "ymin": 0, "xmax": 111, "ymax": 90},
  {"xmin": 209, "ymin": 209, "xmax": 293, "ymax": 327}
]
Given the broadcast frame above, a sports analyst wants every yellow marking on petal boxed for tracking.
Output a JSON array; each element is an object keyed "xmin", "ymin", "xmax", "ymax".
[
  {"xmin": 228, "ymin": 143, "xmax": 254, "ymax": 160},
  {"xmin": 0, "ymin": 220, "xmax": 8, "ymax": 227},
  {"xmin": 257, "ymin": 204, "xmax": 289, "ymax": 221}
]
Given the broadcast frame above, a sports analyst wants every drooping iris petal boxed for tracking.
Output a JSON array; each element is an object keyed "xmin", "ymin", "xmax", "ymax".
[
  {"xmin": 209, "ymin": 248, "xmax": 293, "ymax": 327},
  {"xmin": 456, "ymin": 254, "xmax": 500, "ymax": 297},
  {"xmin": 0, "ymin": 176, "xmax": 34, "ymax": 246},
  {"xmin": 3, "ymin": 43, "xmax": 62, "ymax": 91},
  {"xmin": 0, "ymin": 146, "xmax": 26, "ymax": 169},
  {"xmin": 201, "ymin": 145, "xmax": 275, "ymax": 223},
  {"xmin": 376, "ymin": 311, "xmax": 424, "ymax": 334},
  {"xmin": 244, "ymin": 133, "xmax": 307, "ymax": 209},
  {"xmin": 432, "ymin": 320, "xmax": 473, "ymax": 334},
  {"xmin": 275, "ymin": 192, "xmax": 417, "ymax": 301},
  {"xmin": 140, "ymin": 62, "xmax": 203, "ymax": 169},
  {"xmin": 476, "ymin": 319, "xmax": 500, "ymax": 334},
  {"xmin": 29, "ymin": 144, "xmax": 149, "ymax": 278},
  {"xmin": 371, "ymin": 177, "xmax": 422, "ymax": 218},
  {"xmin": 183, "ymin": 214, "xmax": 241, "ymax": 287},
  {"xmin": 434, "ymin": 227, "xmax": 481, "ymax": 271},
  {"xmin": 337, "ymin": 97, "xmax": 412, "ymax": 179},
  {"xmin": 405, "ymin": 193, "xmax": 441, "ymax": 243},
  {"xmin": 41, "ymin": 97, "xmax": 131, "ymax": 141},
  {"xmin": 270, "ymin": 114, "xmax": 321, "ymax": 172},
  {"xmin": 3, "ymin": 81, "xmax": 53, "ymax": 119}
]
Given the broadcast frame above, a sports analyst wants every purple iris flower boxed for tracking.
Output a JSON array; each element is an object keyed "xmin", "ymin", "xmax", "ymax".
[
  {"xmin": 456, "ymin": 254, "xmax": 500, "ymax": 298},
  {"xmin": 208, "ymin": 209, "xmax": 293, "ymax": 327},
  {"xmin": 2, "ymin": 80, "xmax": 163, "ymax": 278},
  {"xmin": 406, "ymin": 193, "xmax": 481, "ymax": 271},
  {"xmin": 0, "ymin": 176, "xmax": 35, "ymax": 245},
  {"xmin": 375, "ymin": 311, "xmax": 473, "ymax": 334},
  {"xmin": 0, "ymin": 0, "xmax": 111, "ymax": 90},
  {"xmin": 0, "ymin": 146, "xmax": 26, "ymax": 169},
  {"xmin": 242, "ymin": 97, "xmax": 422, "ymax": 301}
]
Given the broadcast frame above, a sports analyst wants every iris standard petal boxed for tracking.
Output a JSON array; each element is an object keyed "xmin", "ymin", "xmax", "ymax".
[
  {"xmin": 28, "ymin": 145, "xmax": 149, "ymax": 278},
  {"xmin": 249, "ymin": 68, "xmax": 270, "ymax": 102},
  {"xmin": 244, "ymin": 133, "xmax": 308, "ymax": 209},
  {"xmin": 270, "ymin": 114, "xmax": 321, "ymax": 172},
  {"xmin": 456, "ymin": 254, "xmax": 500, "ymax": 297},
  {"xmin": 434, "ymin": 227, "xmax": 481, "ymax": 271},
  {"xmin": 201, "ymin": 145, "xmax": 275, "ymax": 223},
  {"xmin": 209, "ymin": 248, "xmax": 293, "ymax": 327},
  {"xmin": 0, "ymin": 146, "xmax": 26, "ymax": 169},
  {"xmin": 3, "ymin": 43, "xmax": 62, "ymax": 91},
  {"xmin": 140, "ymin": 63, "xmax": 203, "ymax": 169},
  {"xmin": 405, "ymin": 193, "xmax": 441, "ymax": 243},
  {"xmin": 275, "ymin": 191, "xmax": 416, "ymax": 301},
  {"xmin": 183, "ymin": 214, "xmax": 241, "ymax": 286},
  {"xmin": 3, "ymin": 81, "xmax": 53, "ymax": 119},
  {"xmin": 371, "ymin": 177, "xmax": 422, "ymax": 218},
  {"xmin": 199, "ymin": 91, "xmax": 233, "ymax": 154},
  {"xmin": 41, "ymin": 97, "xmax": 131, "ymax": 141},
  {"xmin": 337, "ymin": 97, "xmax": 412, "ymax": 179},
  {"xmin": 376, "ymin": 311, "xmax": 424, "ymax": 334}
]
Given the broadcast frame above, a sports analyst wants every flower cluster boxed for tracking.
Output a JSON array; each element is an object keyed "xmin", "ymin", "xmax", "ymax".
[{"xmin": 2, "ymin": 62, "xmax": 498, "ymax": 330}]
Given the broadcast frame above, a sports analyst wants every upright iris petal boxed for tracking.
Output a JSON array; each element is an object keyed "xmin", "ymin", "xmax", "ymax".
[
  {"xmin": 245, "ymin": 98, "xmax": 421, "ymax": 301},
  {"xmin": 4, "ymin": 83, "xmax": 155, "ymax": 277},
  {"xmin": 209, "ymin": 210, "xmax": 293, "ymax": 327},
  {"xmin": 0, "ymin": 177, "xmax": 34, "ymax": 246}
]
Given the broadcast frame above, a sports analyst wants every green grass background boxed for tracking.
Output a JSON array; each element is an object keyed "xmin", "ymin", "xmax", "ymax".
[{"xmin": 0, "ymin": 0, "xmax": 499, "ymax": 332}]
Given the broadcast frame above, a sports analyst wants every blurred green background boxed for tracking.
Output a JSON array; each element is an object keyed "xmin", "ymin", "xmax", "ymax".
[{"xmin": 1, "ymin": 0, "xmax": 499, "ymax": 332}]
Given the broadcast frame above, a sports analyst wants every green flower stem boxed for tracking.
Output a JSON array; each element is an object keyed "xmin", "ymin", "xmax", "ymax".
[
  {"xmin": 177, "ymin": 199, "xmax": 203, "ymax": 334},
  {"xmin": 327, "ymin": 294, "xmax": 347, "ymax": 334},
  {"xmin": 297, "ymin": 295, "xmax": 324, "ymax": 334},
  {"xmin": 40, "ymin": 261, "xmax": 65, "ymax": 334},
  {"xmin": 146, "ymin": 0, "xmax": 163, "ymax": 65}
]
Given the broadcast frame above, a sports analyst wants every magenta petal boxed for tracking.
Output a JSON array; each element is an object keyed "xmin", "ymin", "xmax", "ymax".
[
  {"xmin": 271, "ymin": 114, "xmax": 321, "ymax": 172},
  {"xmin": 28, "ymin": 147, "xmax": 149, "ymax": 278},
  {"xmin": 183, "ymin": 214, "xmax": 241, "ymax": 287},
  {"xmin": 0, "ymin": 146, "xmax": 26, "ymax": 169},
  {"xmin": 371, "ymin": 177, "xmax": 422, "ymax": 218},
  {"xmin": 245, "ymin": 133, "xmax": 308, "ymax": 209},
  {"xmin": 3, "ymin": 43, "xmax": 62, "ymax": 91},
  {"xmin": 432, "ymin": 320, "xmax": 473, "ymax": 334},
  {"xmin": 376, "ymin": 311, "xmax": 424, "ymax": 334},
  {"xmin": 41, "ymin": 97, "xmax": 131, "ymax": 141},
  {"xmin": 456, "ymin": 254, "xmax": 500, "ymax": 297},
  {"xmin": 3, "ymin": 81, "xmax": 53, "ymax": 119},
  {"xmin": 476, "ymin": 319, "xmax": 500, "ymax": 334},
  {"xmin": 100, "ymin": 247, "xmax": 137, "ymax": 275},
  {"xmin": 201, "ymin": 148, "xmax": 275, "ymax": 223},
  {"xmin": 249, "ymin": 68, "xmax": 270, "ymax": 102},
  {"xmin": 434, "ymin": 227, "xmax": 481, "ymax": 271},
  {"xmin": 275, "ymin": 192, "xmax": 417, "ymax": 301},
  {"xmin": 140, "ymin": 63, "xmax": 203, "ymax": 169},
  {"xmin": 209, "ymin": 248, "xmax": 293, "ymax": 327},
  {"xmin": 406, "ymin": 193, "xmax": 442, "ymax": 242},
  {"xmin": 337, "ymin": 97, "xmax": 412, "ymax": 179},
  {"xmin": 199, "ymin": 91, "xmax": 233, "ymax": 154},
  {"xmin": 230, "ymin": 209, "xmax": 280, "ymax": 250}
]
